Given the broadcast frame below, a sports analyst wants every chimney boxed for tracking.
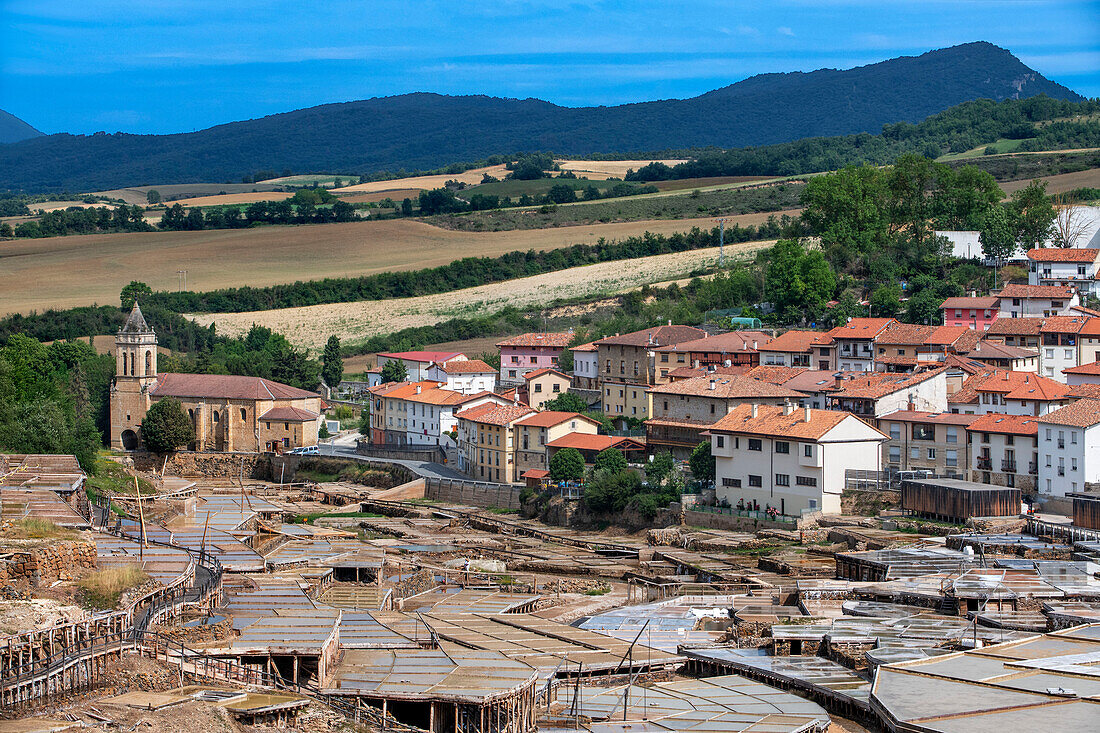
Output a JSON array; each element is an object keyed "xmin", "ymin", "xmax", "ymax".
[
  {"xmin": 751, "ymin": 404, "xmax": 758, "ymax": 418},
  {"xmin": 415, "ymin": 385, "xmax": 422, "ymax": 394},
  {"xmin": 709, "ymin": 379, "xmax": 716, "ymax": 391},
  {"xmin": 752, "ymin": 341, "xmax": 758, "ymax": 350},
  {"xmin": 783, "ymin": 401, "xmax": 794, "ymax": 416},
  {"xmin": 804, "ymin": 405, "xmax": 811, "ymax": 423}
]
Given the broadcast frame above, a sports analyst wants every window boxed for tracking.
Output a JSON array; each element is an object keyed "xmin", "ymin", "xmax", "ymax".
[
  {"xmin": 663, "ymin": 401, "xmax": 669, "ymax": 411},
  {"xmin": 889, "ymin": 446, "xmax": 901, "ymax": 462},
  {"xmin": 1046, "ymin": 428, "xmax": 1052, "ymax": 441},
  {"xmin": 661, "ymin": 353, "xmax": 668, "ymax": 363},
  {"xmin": 552, "ymin": 383, "xmax": 561, "ymax": 393},
  {"xmin": 946, "ymin": 428, "xmax": 957, "ymax": 444},
  {"xmin": 212, "ymin": 411, "xmax": 219, "ymax": 423},
  {"xmin": 889, "ymin": 424, "xmax": 900, "ymax": 440},
  {"xmin": 775, "ymin": 441, "xmax": 790, "ymax": 454},
  {"xmin": 534, "ymin": 383, "xmax": 542, "ymax": 393},
  {"xmin": 716, "ymin": 436, "xmax": 725, "ymax": 448},
  {"xmin": 796, "ymin": 476, "xmax": 817, "ymax": 486},
  {"xmin": 910, "ymin": 447, "xmax": 919, "ymax": 459},
  {"xmin": 775, "ymin": 473, "xmax": 790, "ymax": 486},
  {"xmin": 710, "ymin": 403, "xmax": 716, "ymax": 415},
  {"xmin": 284, "ymin": 422, "xmax": 288, "ymax": 430},
  {"xmin": 945, "ymin": 450, "xmax": 957, "ymax": 467},
  {"xmin": 912, "ymin": 424, "xmax": 934, "ymax": 441},
  {"xmin": 722, "ymin": 477, "xmax": 741, "ymax": 487},
  {"xmin": 1071, "ymin": 431, "xmax": 1078, "ymax": 444},
  {"xmin": 748, "ymin": 474, "xmax": 762, "ymax": 487},
  {"xmin": 748, "ymin": 439, "xmax": 762, "ymax": 451},
  {"xmin": 927, "ymin": 448, "xmax": 936, "ymax": 460},
  {"xmin": 1006, "ymin": 435, "xmax": 1014, "ymax": 446},
  {"xmin": 804, "ymin": 444, "xmax": 813, "ymax": 457}
]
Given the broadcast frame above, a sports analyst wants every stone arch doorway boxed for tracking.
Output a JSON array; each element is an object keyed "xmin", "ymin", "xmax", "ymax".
[{"xmin": 120, "ymin": 429, "xmax": 140, "ymax": 450}]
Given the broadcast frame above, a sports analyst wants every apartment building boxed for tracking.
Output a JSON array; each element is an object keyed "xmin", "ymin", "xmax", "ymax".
[
  {"xmin": 1063, "ymin": 360, "xmax": 1100, "ymax": 386},
  {"xmin": 940, "ymin": 295, "xmax": 999, "ymax": 329},
  {"xmin": 828, "ymin": 318, "xmax": 897, "ymax": 372},
  {"xmin": 423, "ymin": 359, "xmax": 497, "ymax": 394},
  {"xmin": 513, "ymin": 411, "xmax": 601, "ymax": 478},
  {"xmin": 645, "ymin": 374, "xmax": 804, "ymax": 458},
  {"xmin": 824, "ymin": 368, "xmax": 948, "ymax": 418},
  {"xmin": 710, "ymin": 403, "xmax": 886, "ymax": 516},
  {"xmin": 972, "ymin": 371, "xmax": 1070, "ymax": 416},
  {"xmin": 996, "ymin": 283, "xmax": 1079, "ymax": 318},
  {"xmin": 757, "ymin": 330, "xmax": 834, "ymax": 370},
  {"xmin": 401, "ymin": 387, "xmax": 504, "ymax": 449},
  {"xmin": 959, "ymin": 340, "xmax": 1039, "ymax": 372},
  {"xmin": 570, "ymin": 341, "xmax": 600, "ymax": 390},
  {"xmin": 1027, "ymin": 248, "xmax": 1100, "ymax": 297},
  {"xmin": 966, "ymin": 414, "xmax": 1038, "ymax": 492},
  {"xmin": 497, "ymin": 332, "xmax": 572, "ymax": 386},
  {"xmin": 652, "ymin": 330, "xmax": 772, "ymax": 380},
  {"xmin": 596, "ymin": 324, "xmax": 707, "ymax": 419},
  {"xmin": 878, "ymin": 410, "xmax": 977, "ymax": 479},
  {"xmin": 376, "ymin": 351, "xmax": 466, "ymax": 382},
  {"xmin": 1036, "ymin": 399, "xmax": 1100, "ymax": 497},
  {"xmin": 366, "ymin": 380, "xmax": 443, "ymax": 445},
  {"xmin": 1076, "ymin": 318, "xmax": 1100, "ymax": 367},
  {"xmin": 523, "ymin": 368, "xmax": 571, "ymax": 410},
  {"xmin": 455, "ymin": 403, "xmax": 535, "ymax": 483},
  {"xmin": 873, "ymin": 323, "xmax": 935, "ymax": 372},
  {"xmin": 1039, "ymin": 316, "xmax": 1090, "ymax": 382},
  {"xmin": 985, "ymin": 318, "xmax": 1042, "ymax": 350}
]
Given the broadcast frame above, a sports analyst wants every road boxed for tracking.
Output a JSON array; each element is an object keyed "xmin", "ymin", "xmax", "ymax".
[{"xmin": 317, "ymin": 442, "xmax": 470, "ymax": 481}]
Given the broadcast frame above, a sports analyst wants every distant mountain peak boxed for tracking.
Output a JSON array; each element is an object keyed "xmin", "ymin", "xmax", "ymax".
[{"xmin": 0, "ymin": 109, "xmax": 43, "ymax": 144}]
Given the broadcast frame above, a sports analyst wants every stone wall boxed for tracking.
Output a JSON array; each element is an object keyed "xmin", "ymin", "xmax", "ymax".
[
  {"xmin": 425, "ymin": 477, "xmax": 523, "ymax": 510},
  {"xmin": 841, "ymin": 488, "xmax": 900, "ymax": 516},
  {"xmin": 0, "ymin": 540, "xmax": 97, "ymax": 588},
  {"xmin": 678, "ymin": 506, "xmax": 797, "ymax": 533},
  {"xmin": 132, "ymin": 450, "xmax": 292, "ymax": 481}
]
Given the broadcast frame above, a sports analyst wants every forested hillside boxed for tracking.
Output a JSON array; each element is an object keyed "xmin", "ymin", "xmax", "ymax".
[{"xmin": 0, "ymin": 42, "xmax": 1083, "ymax": 192}]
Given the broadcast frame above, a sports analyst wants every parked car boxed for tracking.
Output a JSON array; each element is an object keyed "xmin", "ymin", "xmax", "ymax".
[{"xmin": 288, "ymin": 445, "xmax": 319, "ymax": 455}]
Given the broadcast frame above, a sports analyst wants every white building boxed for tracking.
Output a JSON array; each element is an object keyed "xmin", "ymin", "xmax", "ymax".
[
  {"xmin": 966, "ymin": 414, "xmax": 1039, "ymax": 492},
  {"xmin": 1039, "ymin": 316, "xmax": 1090, "ymax": 382},
  {"xmin": 935, "ymin": 230, "xmax": 985, "ymax": 261},
  {"xmin": 709, "ymin": 403, "xmax": 886, "ymax": 516},
  {"xmin": 376, "ymin": 350, "xmax": 467, "ymax": 381},
  {"xmin": 827, "ymin": 318, "xmax": 897, "ymax": 372},
  {"xmin": 996, "ymin": 284, "xmax": 1079, "ymax": 319},
  {"xmin": 423, "ymin": 359, "xmax": 497, "ymax": 394},
  {"xmin": 972, "ymin": 371, "xmax": 1070, "ymax": 416},
  {"xmin": 1037, "ymin": 400, "xmax": 1100, "ymax": 497},
  {"xmin": 570, "ymin": 341, "xmax": 600, "ymax": 390},
  {"xmin": 394, "ymin": 385, "xmax": 504, "ymax": 450},
  {"xmin": 824, "ymin": 368, "xmax": 948, "ymax": 418},
  {"xmin": 1027, "ymin": 249, "xmax": 1100, "ymax": 298},
  {"xmin": 1063, "ymin": 360, "xmax": 1100, "ymax": 386}
]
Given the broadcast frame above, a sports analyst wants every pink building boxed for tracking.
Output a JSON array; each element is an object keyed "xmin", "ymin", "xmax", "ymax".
[
  {"xmin": 496, "ymin": 332, "xmax": 573, "ymax": 386},
  {"xmin": 940, "ymin": 295, "xmax": 999, "ymax": 330}
]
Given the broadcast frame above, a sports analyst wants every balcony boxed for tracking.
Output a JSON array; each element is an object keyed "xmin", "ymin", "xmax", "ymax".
[
  {"xmin": 1000, "ymin": 460, "xmax": 1017, "ymax": 473},
  {"xmin": 976, "ymin": 457, "xmax": 992, "ymax": 470},
  {"xmin": 1058, "ymin": 440, "xmax": 1065, "ymax": 449}
]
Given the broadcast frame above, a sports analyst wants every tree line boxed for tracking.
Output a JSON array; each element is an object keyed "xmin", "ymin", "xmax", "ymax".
[{"xmin": 5, "ymin": 205, "xmax": 152, "ymax": 238}]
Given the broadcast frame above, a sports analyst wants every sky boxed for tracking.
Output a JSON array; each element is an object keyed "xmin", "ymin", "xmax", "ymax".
[{"xmin": 2, "ymin": 0, "xmax": 1098, "ymax": 136}]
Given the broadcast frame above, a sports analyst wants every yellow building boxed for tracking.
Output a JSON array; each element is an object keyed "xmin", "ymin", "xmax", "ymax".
[
  {"xmin": 513, "ymin": 411, "xmax": 601, "ymax": 477},
  {"xmin": 110, "ymin": 304, "xmax": 322, "ymax": 452},
  {"xmin": 523, "ymin": 368, "xmax": 572, "ymax": 410},
  {"xmin": 596, "ymin": 325, "xmax": 707, "ymax": 419},
  {"xmin": 455, "ymin": 403, "xmax": 534, "ymax": 483}
]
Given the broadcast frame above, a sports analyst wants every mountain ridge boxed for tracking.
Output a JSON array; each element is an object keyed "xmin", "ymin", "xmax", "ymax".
[
  {"xmin": 0, "ymin": 110, "xmax": 43, "ymax": 145},
  {"xmin": 0, "ymin": 42, "xmax": 1084, "ymax": 192}
]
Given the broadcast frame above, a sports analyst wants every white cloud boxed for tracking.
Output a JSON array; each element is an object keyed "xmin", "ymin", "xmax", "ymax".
[{"xmin": 777, "ymin": 26, "xmax": 795, "ymax": 36}]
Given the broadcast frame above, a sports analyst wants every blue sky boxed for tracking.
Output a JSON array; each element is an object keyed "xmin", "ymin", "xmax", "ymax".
[{"xmin": 2, "ymin": 0, "xmax": 1098, "ymax": 135}]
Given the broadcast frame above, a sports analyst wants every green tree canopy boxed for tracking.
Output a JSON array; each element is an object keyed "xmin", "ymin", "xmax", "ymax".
[
  {"xmin": 1010, "ymin": 180, "xmax": 1056, "ymax": 250},
  {"xmin": 541, "ymin": 392, "xmax": 589, "ymax": 413},
  {"xmin": 870, "ymin": 284, "xmax": 902, "ymax": 318},
  {"xmin": 139, "ymin": 398, "xmax": 195, "ymax": 454},
  {"xmin": 120, "ymin": 281, "xmax": 153, "ymax": 310},
  {"xmin": 322, "ymin": 335, "xmax": 343, "ymax": 389},
  {"xmin": 980, "ymin": 204, "xmax": 1018, "ymax": 265},
  {"xmin": 380, "ymin": 359, "xmax": 408, "ymax": 384},
  {"xmin": 549, "ymin": 447, "xmax": 585, "ymax": 482},
  {"xmin": 646, "ymin": 451, "xmax": 675, "ymax": 487},
  {"xmin": 689, "ymin": 441, "xmax": 715, "ymax": 483},
  {"xmin": 593, "ymin": 447, "xmax": 627, "ymax": 476},
  {"xmin": 146, "ymin": 190, "xmax": 161, "ymax": 204}
]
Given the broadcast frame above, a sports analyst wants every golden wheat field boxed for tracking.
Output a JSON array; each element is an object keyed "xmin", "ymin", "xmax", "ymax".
[
  {"xmin": 188, "ymin": 239, "xmax": 776, "ymax": 351},
  {"xmin": 0, "ymin": 211, "xmax": 791, "ymax": 315}
]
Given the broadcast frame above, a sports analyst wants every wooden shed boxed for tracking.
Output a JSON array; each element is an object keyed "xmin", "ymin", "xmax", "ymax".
[
  {"xmin": 1071, "ymin": 493, "xmax": 1100, "ymax": 531},
  {"xmin": 900, "ymin": 478, "xmax": 1021, "ymax": 523}
]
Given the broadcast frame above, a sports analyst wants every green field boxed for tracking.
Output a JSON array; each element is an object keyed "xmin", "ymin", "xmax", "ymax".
[
  {"xmin": 937, "ymin": 138, "xmax": 1028, "ymax": 161},
  {"xmin": 259, "ymin": 174, "xmax": 357, "ymax": 187},
  {"xmin": 462, "ymin": 177, "xmax": 620, "ymax": 198}
]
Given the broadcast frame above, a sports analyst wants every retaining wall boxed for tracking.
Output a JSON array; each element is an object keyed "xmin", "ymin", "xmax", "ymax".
[
  {"xmin": 132, "ymin": 451, "xmax": 294, "ymax": 481},
  {"xmin": 0, "ymin": 540, "xmax": 98, "ymax": 587},
  {"xmin": 678, "ymin": 506, "xmax": 798, "ymax": 532},
  {"xmin": 425, "ymin": 478, "xmax": 523, "ymax": 510}
]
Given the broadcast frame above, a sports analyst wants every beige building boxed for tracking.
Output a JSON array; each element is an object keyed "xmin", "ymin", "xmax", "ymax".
[
  {"xmin": 597, "ymin": 325, "xmax": 707, "ymax": 419},
  {"xmin": 513, "ymin": 412, "xmax": 601, "ymax": 478},
  {"xmin": 523, "ymin": 368, "xmax": 572, "ymax": 410},
  {"xmin": 110, "ymin": 304, "xmax": 322, "ymax": 452},
  {"xmin": 877, "ymin": 410, "xmax": 977, "ymax": 479},
  {"xmin": 455, "ymin": 403, "xmax": 535, "ymax": 483}
]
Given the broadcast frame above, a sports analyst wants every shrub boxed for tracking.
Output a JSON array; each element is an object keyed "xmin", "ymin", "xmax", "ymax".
[{"xmin": 78, "ymin": 565, "xmax": 150, "ymax": 609}]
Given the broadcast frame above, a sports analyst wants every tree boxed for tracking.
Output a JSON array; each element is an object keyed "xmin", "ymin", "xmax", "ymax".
[
  {"xmin": 646, "ymin": 451, "xmax": 675, "ymax": 486},
  {"xmin": 401, "ymin": 198, "xmax": 414, "ymax": 217},
  {"xmin": 321, "ymin": 335, "xmax": 343, "ymax": 389},
  {"xmin": 120, "ymin": 281, "xmax": 153, "ymax": 309},
  {"xmin": 1052, "ymin": 196, "xmax": 1091, "ymax": 248},
  {"xmin": 140, "ymin": 398, "xmax": 195, "ymax": 453},
  {"xmin": 584, "ymin": 468, "xmax": 642, "ymax": 512},
  {"xmin": 546, "ymin": 184, "xmax": 576, "ymax": 204},
  {"xmin": 541, "ymin": 393, "xmax": 589, "ymax": 413},
  {"xmin": 0, "ymin": 223, "xmax": 12, "ymax": 238},
  {"xmin": 1010, "ymin": 180, "xmax": 1055, "ymax": 249},
  {"xmin": 146, "ymin": 190, "xmax": 162, "ymax": 205},
  {"xmin": 869, "ymin": 284, "xmax": 902, "ymax": 318},
  {"xmin": 593, "ymin": 447, "xmax": 627, "ymax": 476},
  {"xmin": 980, "ymin": 205, "xmax": 1017, "ymax": 277},
  {"xmin": 549, "ymin": 447, "xmax": 585, "ymax": 482},
  {"xmin": 689, "ymin": 441, "xmax": 715, "ymax": 483},
  {"xmin": 380, "ymin": 359, "xmax": 408, "ymax": 384}
]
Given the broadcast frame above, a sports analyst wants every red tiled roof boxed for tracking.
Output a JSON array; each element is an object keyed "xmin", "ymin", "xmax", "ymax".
[
  {"xmin": 745, "ymin": 365, "xmax": 809, "ymax": 384},
  {"xmin": 515, "ymin": 411, "xmax": 600, "ymax": 428},
  {"xmin": 1040, "ymin": 316, "xmax": 1091, "ymax": 334},
  {"xmin": 925, "ymin": 325, "xmax": 977, "ymax": 346},
  {"xmin": 986, "ymin": 318, "xmax": 1043, "ymax": 336},
  {"xmin": 757, "ymin": 330, "xmax": 831, "ymax": 353},
  {"xmin": 1073, "ymin": 305, "xmax": 1100, "ymax": 318},
  {"xmin": 496, "ymin": 332, "xmax": 573, "ymax": 348},
  {"xmin": 454, "ymin": 402, "xmax": 534, "ymax": 426},
  {"xmin": 595, "ymin": 325, "xmax": 708, "ymax": 348},
  {"xmin": 1025, "ymin": 248, "xmax": 1100, "ymax": 263},
  {"xmin": 644, "ymin": 417, "xmax": 717, "ymax": 429},
  {"xmin": 996, "ymin": 283, "xmax": 1076, "ymax": 299},
  {"xmin": 152, "ymin": 373, "xmax": 318, "ymax": 401},
  {"xmin": 966, "ymin": 413, "xmax": 1039, "ymax": 436},
  {"xmin": 436, "ymin": 359, "xmax": 496, "ymax": 374},
  {"xmin": 827, "ymin": 368, "xmax": 946, "ymax": 400},
  {"xmin": 944, "ymin": 352, "xmax": 993, "ymax": 375},
  {"xmin": 404, "ymin": 387, "xmax": 479, "ymax": 406},
  {"xmin": 258, "ymin": 406, "xmax": 319, "ymax": 422},
  {"xmin": 545, "ymin": 434, "xmax": 645, "ymax": 451},
  {"xmin": 1068, "ymin": 384, "xmax": 1100, "ymax": 399},
  {"xmin": 826, "ymin": 318, "xmax": 897, "ymax": 340},
  {"xmin": 654, "ymin": 330, "xmax": 773, "ymax": 354},
  {"xmin": 648, "ymin": 374, "xmax": 803, "ymax": 399},
  {"xmin": 950, "ymin": 370, "xmax": 1007, "ymax": 405},
  {"xmin": 523, "ymin": 367, "xmax": 570, "ymax": 381},
  {"xmin": 521, "ymin": 469, "xmax": 550, "ymax": 479},
  {"xmin": 1038, "ymin": 398, "xmax": 1100, "ymax": 428},
  {"xmin": 877, "ymin": 323, "xmax": 936, "ymax": 346},
  {"xmin": 973, "ymin": 371, "xmax": 1064, "ymax": 399},
  {"xmin": 1064, "ymin": 360, "xmax": 1100, "ymax": 376},
  {"xmin": 367, "ymin": 381, "xmax": 444, "ymax": 400},
  {"xmin": 940, "ymin": 296, "xmax": 999, "ymax": 310},
  {"xmin": 964, "ymin": 341, "xmax": 1040, "ymax": 360},
  {"xmin": 878, "ymin": 410, "xmax": 979, "ymax": 426},
  {"xmin": 777, "ymin": 370, "xmax": 838, "ymax": 394},
  {"xmin": 377, "ymin": 351, "xmax": 464, "ymax": 363},
  {"xmin": 570, "ymin": 341, "xmax": 599, "ymax": 352},
  {"xmin": 710, "ymin": 404, "xmax": 884, "ymax": 441}
]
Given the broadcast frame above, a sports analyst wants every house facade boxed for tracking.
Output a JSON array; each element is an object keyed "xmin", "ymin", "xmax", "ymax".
[
  {"xmin": 496, "ymin": 332, "xmax": 572, "ymax": 386},
  {"xmin": 878, "ymin": 410, "xmax": 976, "ymax": 479},
  {"xmin": 710, "ymin": 403, "xmax": 886, "ymax": 516},
  {"xmin": 455, "ymin": 403, "xmax": 535, "ymax": 483},
  {"xmin": 940, "ymin": 296, "xmax": 999, "ymax": 329},
  {"xmin": 376, "ymin": 351, "xmax": 466, "ymax": 381},
  {"xmin": 996, "ymin": 284, "xmax": 1078, "ymax": 318},
  {"xmin": 757, "ymin": 330, "xmax": 834, "ymax": 370},
  {"xmin": 422, "ymin": 359, "xmax": 497, "ymax": 394},
  {"xmin": 570, "ymin": 341, "xmax": 600, "ymax": 391},
  {"xmin": 1037, "ymin": 400, "xmax": 1100, "ymax": 497},
  {"xmin": 828, "ymin": 318, "xmax": 897, "ymax": 372},
  {"xmin": 596, "ymin": 325, "xmax": 707, "ymax": 419},
  {"xmin": 513, "ymin": 412, "xmax": 601, "ymax": 478},
  {"xmin": 824, "ymin": 369, "xmax": 948, "ymax": 418},
  {"xmin": 1027, "ymin": 248, "xmax": 1100, "ymax": 297},
  {"xmin": 523, "ymin": 368, "xmax": 572, "ymax": 410},
  {"xmin": 966, "ymin": 414, "xmax": 1038, "ymax": 492}
]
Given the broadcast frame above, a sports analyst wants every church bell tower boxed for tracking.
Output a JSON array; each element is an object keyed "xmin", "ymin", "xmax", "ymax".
[{"xmin": 110, "ymin": 303, "xmax": 158, "ymax": 449}]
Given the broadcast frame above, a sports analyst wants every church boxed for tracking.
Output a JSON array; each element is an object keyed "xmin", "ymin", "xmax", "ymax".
[{"xmin": 110, "ymin": 304, "xmax": 323, "ymax": 453}]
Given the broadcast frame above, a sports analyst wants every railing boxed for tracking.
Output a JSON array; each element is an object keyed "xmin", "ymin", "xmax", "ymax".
[
  {"xmin": 686, "ymin": 504, "xmax": 797, "ymax": 525},
  {"xmin": 1001, "ymin": 460, "xmax": 1017, "ymax": 473},
  {"xmin": 977, "ymin": 457, "xmax": 992, "ymax": 470}
]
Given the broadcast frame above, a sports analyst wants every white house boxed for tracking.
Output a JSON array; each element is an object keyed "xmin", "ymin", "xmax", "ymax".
[
  {"xmin": 824, "ymin": 368, "xmax": 949, "ymax": 418},
  {"xmin": 1064, "ymin": 360, "xmax": 1100, "ymax": 386},
  {"xmin": 1027, "ymin": 248, "xmax": 1100, "ymax": 298},
  {"xmin": 1039, "ymin": 316, "xmax": 1090, "ymax": 382},
  {"xmin": 395, "ymin": 386, "xmax": 504, "ymax": 450},
  {"xmin": 757, "ymin": 330, "xmax": 834, "ymax": 370},
  {"xmin": 1037, "ymin": 399, "xmax": 1100, "ymax": 497},
  {"xmin": 972, "ymin": 371, "xmax": 1070, "ymax": 416},
  {"xmin": 570, "ymin": 341, "xmax": 600, "ymax": 390},
  {"xmin": 709, "ymin": 403, "xmax": 886, "ymax": 516},
  {"xmin": 827, "ymin": 318, "xmax": 897, "ymax": 372},
  {"xmin": 996, "ymin": 284, "xmax": 1079, "ymax": 319},
  {"xmin": 966, "ymin": 413, "xmax": 1039, "ymax": 492},
  {"xmin": 376, "ymin": 351, "xmax": 467, "ymax": 381},
  {"xmin": 423, "ymin": 359, "xmax": 497, "ymax": 394}
]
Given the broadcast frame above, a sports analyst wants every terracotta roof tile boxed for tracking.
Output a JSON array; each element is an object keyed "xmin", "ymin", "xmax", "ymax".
[
  {"xmin": 964, "ymin": 341, "xmax": 1040, "ymax": 360},
  {"xmin": 949, "ymin": 370, "xmax": 1007, "ymax": 405},
  {"xmin": 654, "ymin": 330, "xmax": 773, "ymax": 354},
  {"xmin": 925, "ymin": 325, "xmax": 977, "ymax": 346},
  {"xmin": 878, "ymin": 410, "xmax": 979, "ymax": 426},
  {"xmin": 258, "ymin": 406, "xmax": 319, "ymax": 422},
  {"xmin": 495, "ymin": 332, "xmax": 573, "ymax": 348},
  {"xmin": 1026, "ymin": 248, "xmax": 1100, "ymax": 263},
  {"xmin": 744, "ymin": 365, "xmax": 809, "ymax": 384},
  {"xmin": 709, "ymin": 404, "xmax": 884, "ymax": 441},
  {"xmin": 570, "ymin": 341, "xmax": 599, "ymax": 352},
  {"xmin": 454, "ymin": 402, "xmax": 534, "ymax": 426},
  {"xmin": 648, "ymin": 374, "xmax": 803, "ymax": 399},
  {"xmin": 940, "ymin": 296, "xmax": 999, "ymax": 310},
  {"xmin": 1064, "ymin": 360, "xmax": 1100, "ymax": 376},
  {"xmin": 545, "ymin": 434, "xmax": 645, "ymax": 451},
  {"xmin": 523, "ymin": 368, "xmax": 570, "ymax": 381},
  {"xmin": 152, "ymin": 373, "xmax": 318, "ymax": 401},
  {"xmin": 877, "ymin": 323, "xmax": 936, "ymax": 346},
  {"xmin": 1038, "ymin": 399, "xmax": 1100, "ymax": 428},
  {"xmin": 966, "ymin": 413, "xmax": 1039, "ymax": 436},
  {"xmin": 827, "ymin": 368, "xmax": 946, "ymax": 400},
  {"xmin": 367, "ymin": 381, "xmax": 444, "ymax": 399},
  {"xmin": 515, "ymin": 411, "xmax": 600, "ymax": 428},
  {"xmin": 1040, "ymin": 316, "xmax": 1091, "ymax": 334},
  {"xmin": 971, "ymin": 371, "xmax": 1064, "ymax": 399},
  {"xmin": 404, "ymin": 387, "xmax": 480, "ymax": 406},
  {"xmin": 826, "ymin": 318, "xmax": 897, "ymax": 339},
  {"xmin": 757, "ymin": 330, "xmax": 831, "ymax": 353},
  {"xmin": 595, "ymin": 325, "xmax": 708, "ymax": 348},
  {"xmin": 777, "ymin": 370, "xmax": 839, "ymax": 394},
  {"xmin": 436, "ymin": 359, "xmax": 496, "ymax": 374},
  {"xmin": 996, "ymin": 283, "xmax": 1076, "ymax": 299},
  {"xmin": 986, "ymin": 318, "xmax": 1043, "ymax": 336},
  {"xmin": 1068, "ymin": 383, "xmax": 1100, "ymax": 399}
]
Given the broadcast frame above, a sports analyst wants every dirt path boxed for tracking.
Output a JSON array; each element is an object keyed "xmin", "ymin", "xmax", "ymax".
[{"xmin": 188, "ymin": 240, "xmax": 775, "ymax": 351}]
